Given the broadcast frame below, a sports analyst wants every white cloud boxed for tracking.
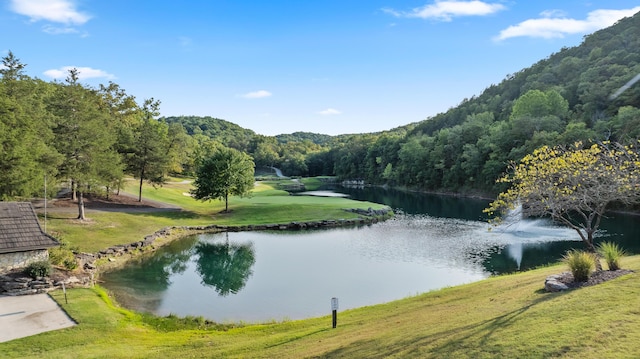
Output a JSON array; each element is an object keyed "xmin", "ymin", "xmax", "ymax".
[
  {"xmin": 495, "ymin": 6, "xmax": 640, "ymax": 41},
  {"xmin": 383, "ymin": 1, "xmax": 506, "ymax": 22},
  {"xmin": 241, "ymin": 90, "xmax": 272, "ymax": 99},
  {"xmin": 43, "ymin": 66, "xmax": 115, "ymax": 81},
  {"xmin": 318, "ymin": 108, "xmax": 342, "ymax": 115},
  {"xmin": 42, "ymin": 25, "xmax": 79, "ymax": 35},
  {"xmin": 10, "ymin": 0, "xmax": 91, "ymax": 25}
]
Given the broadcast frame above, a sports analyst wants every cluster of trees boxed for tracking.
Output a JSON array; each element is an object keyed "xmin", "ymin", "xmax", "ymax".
[
  {"xmin": 163, "ymin": 116, "xmax": 325, "ymax": 177},
  {"xmin": 0, "ymin": 52, "xmax": 194, "ymax": 218}
]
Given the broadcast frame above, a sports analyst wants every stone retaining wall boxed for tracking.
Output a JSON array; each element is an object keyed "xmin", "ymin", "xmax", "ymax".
[
  {"xmin": 0, "ymin": 271, "xmax": 89, "ymax": 296},
  {"xmin": 0, "ymin": 250, "xmax": 49, "ymax": 275}
]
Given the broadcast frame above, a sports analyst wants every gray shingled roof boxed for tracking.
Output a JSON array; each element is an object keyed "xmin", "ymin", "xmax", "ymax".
[{"xmin": 0, "ymin": 202, "xmax": 59, "ymax": 254}]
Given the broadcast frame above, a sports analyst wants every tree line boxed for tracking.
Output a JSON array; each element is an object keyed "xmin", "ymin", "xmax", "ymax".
[
  {"xmin": 165, "ymin": 12, "xmax": 640, "ymax": 198},
  {"xmin": 0, "ymin": 52, "xmax": 195, "ymax": 218}
]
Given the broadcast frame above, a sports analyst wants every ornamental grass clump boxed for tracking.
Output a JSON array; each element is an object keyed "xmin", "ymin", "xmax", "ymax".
[
  {"xmin": 49, "ymin": 238, "xmax": 79, "ymax": 270},
  {"xmin": 597, "ymin": 241, "xmax": 626, "ymax": 271},
  {"xmin": 563, "ymin": 250, "xmax": 595, "ymax": 282}
]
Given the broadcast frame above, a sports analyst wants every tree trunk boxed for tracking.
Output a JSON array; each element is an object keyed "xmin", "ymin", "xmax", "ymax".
[
  {"xmin": 224, "ymin": 193, "xmax": 229, "ymax": 212},
  {"xmin": 71, "ymin": 180, "xmax": 76, "ymax": 201},
  {"xmin": 77, "ymin": 191, "xmax": 86, "ymax": 220},
  {"xmin": 138, "ymin": 166, "xmax": 145, "ymax": 202}
]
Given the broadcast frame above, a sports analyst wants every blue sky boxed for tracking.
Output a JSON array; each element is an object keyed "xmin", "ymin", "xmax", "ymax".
[{"xmin": 2, "ymin": 1, "xmax": 639, "ymax": 136}]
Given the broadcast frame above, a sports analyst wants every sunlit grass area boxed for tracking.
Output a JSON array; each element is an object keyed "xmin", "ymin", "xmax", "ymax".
[
  {"xmin": 3, "ymin": 257, "xmax": 639, "ymax": 358},
  {"xmin": 43, "ymin": 178, "xmax": 387, "ymax": 253},
  {"xmin": 44, "ymin": 211, "xmax": 212, "ymax": 253}
]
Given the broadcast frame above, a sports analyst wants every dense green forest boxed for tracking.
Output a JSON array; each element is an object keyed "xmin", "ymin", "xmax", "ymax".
[{"xmin": 1, "ymin": 12, "xmax": 639, "ymax": 201}]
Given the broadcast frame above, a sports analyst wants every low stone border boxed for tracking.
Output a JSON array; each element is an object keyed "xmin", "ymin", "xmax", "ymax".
[
  {"xmin": 0, "ymin": 272, "xmax": 89, "ymax": 296},
  {"xmin": 80, "ymin": 206, "xmax": 394, "ymax": 272}
]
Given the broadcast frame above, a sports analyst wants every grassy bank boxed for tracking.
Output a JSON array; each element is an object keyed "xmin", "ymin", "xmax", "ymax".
[
  {"xmin": 2, "ymin": 257, "xmax": 639, "ymax": 358},
  {"xmin": 44, "ymin": 179, "xmax": 388, "ymax": 253}
]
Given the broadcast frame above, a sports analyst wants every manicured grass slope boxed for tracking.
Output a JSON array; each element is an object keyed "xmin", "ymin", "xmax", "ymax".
[
  {"xmin": 2, "ymin": 258, "xmax": 639, "ymax": 358},
  {"xmin": 45, "ymin": 179, "xmax": 387, "ymax": 253}
]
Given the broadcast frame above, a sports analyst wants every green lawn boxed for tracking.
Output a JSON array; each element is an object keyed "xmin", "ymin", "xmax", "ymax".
[
  {"xmin": 2, "ymin": 257, "xmax": 639, "ymax": 358},
  {"xmin": 44, "ymin": 179, "xmax": 388, "ymax": 253},
  {"xmin": 15, "ymin": 177, "xmax": 639, "ymax": 358}
]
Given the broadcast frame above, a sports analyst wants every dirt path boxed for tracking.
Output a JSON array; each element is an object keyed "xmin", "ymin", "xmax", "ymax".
[{"xmin": 32, "ymin": 192, "xmax": 181, "ymax": 214}]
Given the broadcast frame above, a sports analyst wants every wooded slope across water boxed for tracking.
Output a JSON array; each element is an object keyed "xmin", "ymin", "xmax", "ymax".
[{"xmin": 2, "ymin": 12, "xmax": 639, "ymax": 200}]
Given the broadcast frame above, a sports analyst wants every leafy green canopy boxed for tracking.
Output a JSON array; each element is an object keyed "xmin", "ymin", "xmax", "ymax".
[
  {"xmin": 191, "ymin": 147, "xmax": 255, "ymax": 212},
  {"xmin": 485, "ymin": 142, "xmax": 640, "ymax": 252}
]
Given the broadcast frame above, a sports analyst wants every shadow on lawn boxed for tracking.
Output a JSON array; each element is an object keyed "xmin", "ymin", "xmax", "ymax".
[{"xmin": 313, "ymin": 290, "xmax": 565, "ymax": 358}]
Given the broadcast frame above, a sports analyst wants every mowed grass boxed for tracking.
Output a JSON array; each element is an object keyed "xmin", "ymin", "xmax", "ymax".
[
  {"xmin": 44, "ymin": 178, "xmax": 388, "ymax": 253},
  {"xmin": 21, "ymin": 177, "xmax": 640, "ymax": 357},
  {"xmin": 3, "ymin": 257, "xmax": 640, "ymax": 358}
]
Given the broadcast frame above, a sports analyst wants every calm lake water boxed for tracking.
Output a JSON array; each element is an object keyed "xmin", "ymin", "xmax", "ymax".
[{"xmin": 101, "ymin": 187, "xmax": 639, "ymax": 322}]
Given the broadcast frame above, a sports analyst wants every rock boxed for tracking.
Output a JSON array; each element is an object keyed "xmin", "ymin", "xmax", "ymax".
[
  {"xmin": 64, "ymin": 276, "xmax": 81, "ymax": 284},
  {"xmin": 545, "ymin": 275, "xmax": 569, "ymax": 292},
  {"xmin": 2, "ymin": 282, "xmax": 28, "ymax": 290}
]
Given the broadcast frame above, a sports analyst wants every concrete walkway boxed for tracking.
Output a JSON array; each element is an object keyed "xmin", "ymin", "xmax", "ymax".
[{"xmin": 0, "ymin": 294, "xmax": 76, "ymax": 343}]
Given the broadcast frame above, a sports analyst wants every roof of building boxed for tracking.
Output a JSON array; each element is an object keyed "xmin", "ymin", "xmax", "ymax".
[{"xmin": 0, "ymin": 202, "xmax": 59, "ymax": 254}]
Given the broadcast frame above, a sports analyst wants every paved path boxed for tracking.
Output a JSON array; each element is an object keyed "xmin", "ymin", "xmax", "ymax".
[{"xmin": 0, "ymin": 294, "xmax": 76, "ymax": 342}]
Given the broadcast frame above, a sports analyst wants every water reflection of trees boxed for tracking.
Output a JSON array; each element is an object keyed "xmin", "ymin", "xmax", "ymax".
[
  {"xmin": 195, "ymin": 236, "xmax": 256, "ymax": 296},
  {"xmin": 114, "ymin": 235, "xmax": 195, "ymax": 290},
  {"xmin": 100, "ymin": 235, "xmax": 197, "ymax": 312},
  {"xmin": 334, "ymin": 186, "xmax": 490, "ymax": 220}
]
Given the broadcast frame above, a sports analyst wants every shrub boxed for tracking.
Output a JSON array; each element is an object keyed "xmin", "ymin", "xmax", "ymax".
[
  {"xmin": 563, "ymin": 250, "xmax": 595, "ymax": 282},
  {"xmin": 63, "ymin": 258, "xmax": 78, "ymax": 270},
  {"xmin": 49, "ymin": 238, "xmax": 79, "ymax": 271},
  {"xmin": 24, "ymin": 260, "xmax": 52, "ymax": 279},
  {"xmin": 597, "ymin": 241, "xmax": 626, "ymax": 271}
]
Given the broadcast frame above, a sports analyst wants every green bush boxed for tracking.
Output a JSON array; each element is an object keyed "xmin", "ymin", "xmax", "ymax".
[
  {"xmin": 24, "ymin": 260, "xmax": 52, "ymax": 279},
  {"xmin": 563, "ymin": 250, "xmax": 595, "ymax": 282},
  {"xmin": 597, "ymin": 241, "xmax": 626, "ymax": 271},
  {"xmin": 63, "ymin": 258, "xmax": 78, "ymax": 270}
]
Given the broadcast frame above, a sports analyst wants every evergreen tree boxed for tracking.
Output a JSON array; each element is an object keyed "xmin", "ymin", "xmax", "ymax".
[
  {"xmin": 127, "ymin": 98, "xmax": 172, "ymax": 202},
  {"xmin": 0, "ymin": 52, "xmax": 60, "ymax": 199},
  {"xmin": 50, "ymin": 68, "xmax": 119, "ymax": 219}
]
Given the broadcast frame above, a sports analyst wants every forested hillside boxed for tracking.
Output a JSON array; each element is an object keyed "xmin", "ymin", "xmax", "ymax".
[
  {"xmin": 1, "ymin": 12, "xmax": 638, "ymax": 202},
  {"xmin": 312, "ymin": 11, "xmax": 640, "ymax": 195}
]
